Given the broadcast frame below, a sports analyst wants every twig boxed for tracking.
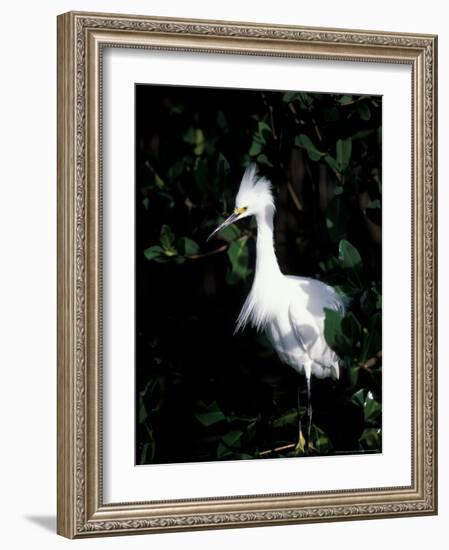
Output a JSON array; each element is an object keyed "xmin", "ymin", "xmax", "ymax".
[
  {"xmin": 311, "ymin": 117, "xmax": 323, "ymax": 143},
  {"xmin": 259, "ymin": 443, "xmax": 296, "ymax": 457},
  {"xmin": 303, "ymin": 155, "xmax": 322, "ymax": 187},
  {"xmin": 340, "ymin": 94, "xmax": 371, "ymax": 106},
  {"xmin": 187, "ymin": 243, "xmax": 229, "ymax": 260},
  {"xmin": 261, "ymin": 92, "xmax": 278, "ymax": 141},
  {"xmin": 359, "ymin": 350, "xmax": 382, "ymax": 372},
  {"xmin": 287, "ymin": 182, "xmax": 303, "ymax": 211},
  {"xmin": 259, "ymin": 441, "xmax": 318, "ymax": 457},
  {"xmin": 187, "ymin": 235, "xmax": 249, "ymax": 260},
  {"xmin": 288, "ymin": 102, "xmax": 303, "ymax": 126},
  {"xmin": 268, "ymin": 104, "xmax": 277, "ymax": 141}
]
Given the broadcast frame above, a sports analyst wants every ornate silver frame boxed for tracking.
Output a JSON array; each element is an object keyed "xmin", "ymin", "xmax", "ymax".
[{"xmin": 57, "ymin": 11, "xmax": 438, "ymax": 538}]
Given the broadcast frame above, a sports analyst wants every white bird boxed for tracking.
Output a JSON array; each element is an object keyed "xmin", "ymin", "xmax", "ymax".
[{"xmin": 208, "ymin": 163, "xmax": 345, "ymax": 452}]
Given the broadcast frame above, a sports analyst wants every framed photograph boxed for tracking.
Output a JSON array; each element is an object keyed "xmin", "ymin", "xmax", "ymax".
[{"xmin": 57, "ymin": 11, "xmax": 438, "ymax": 538}]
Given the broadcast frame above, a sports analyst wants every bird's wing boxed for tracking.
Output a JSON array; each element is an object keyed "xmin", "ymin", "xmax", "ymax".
[
  {"xmin": 288, "ymin": 277, "xmax": 343, "ymax": 369},
  {"xmin": 286, "ymin": 276, "xmax": 345, "ymax": 315}
]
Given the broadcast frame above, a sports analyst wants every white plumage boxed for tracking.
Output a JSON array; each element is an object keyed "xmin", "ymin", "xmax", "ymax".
[{"xmin": 208, "ymin": 163, "xmax": 345, "ymax": 449}]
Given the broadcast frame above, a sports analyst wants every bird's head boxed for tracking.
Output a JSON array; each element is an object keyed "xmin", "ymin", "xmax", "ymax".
[{"xmin": 207, "ymin": 163, "xmax": 274, "ymax": 241}]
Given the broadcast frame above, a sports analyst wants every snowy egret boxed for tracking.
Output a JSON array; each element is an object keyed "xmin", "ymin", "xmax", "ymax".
[{"xmin": 208, "ymin": 163, "xmax": 345, "ymax": 452}]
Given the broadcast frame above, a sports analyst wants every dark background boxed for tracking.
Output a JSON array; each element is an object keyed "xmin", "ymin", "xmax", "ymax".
[{"xmin": 135, "ymin": 84, "xmax": 382, "ymax": 464}]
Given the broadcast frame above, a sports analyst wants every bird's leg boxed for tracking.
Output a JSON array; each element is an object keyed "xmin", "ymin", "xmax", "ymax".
[
  {"xmin": 295, "ymin": 385, "xmax": 306, "ymax": 454},
  {"xmin": 302, "ymin": 359, "xmax": 313, "ymax": 453},
  {"xmin": 305, "ymin": 374, "xmax": 312, "ymax": 451}
]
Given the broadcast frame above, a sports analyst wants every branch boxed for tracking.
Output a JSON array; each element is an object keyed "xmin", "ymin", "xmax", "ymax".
[
  {"xmin": 311, "ymin": 117, "xmax": 323, "ymax": 143},
  {"xmin": 288, "ymin": 102, "xmax": 303, "ymax": 126},
  {"xmin": 287, "ymin": 182, "xmax": 303, "ymax": 211},
  {"xmin": 340, "ymin": 94, "xmax": 371, "ymax": 106},
  {"xmin": 261, "ymin": 92, "xmax": 278, "ymax": 141},
  {"xmin": 187, "ymin": 235, "xmax": 249, "ymax": 260},
  {"xmin": 259, "ymin": 443, "xmax": 296, "ymax": 457},
  {"xmin": 187, "ymin": 243, "xmax": 228, "ymax": 260},
  {"xmin": 360, "ymin": 350, "xmax": 382, "ymax": 372},
  {"xmin": 259, "ymin": 441, "xmax": 318, "ymax": 457}
]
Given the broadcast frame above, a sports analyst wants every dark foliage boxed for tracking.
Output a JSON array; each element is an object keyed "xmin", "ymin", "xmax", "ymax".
[{"xmin": 135, "ymin": 85, "xmax": 382, "ymax": 464}]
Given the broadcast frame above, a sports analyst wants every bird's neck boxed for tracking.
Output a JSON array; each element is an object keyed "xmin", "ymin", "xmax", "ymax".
[
  {"xmin": 254, "ymin": 205, "xmax": 283, "ymax": 285},
  {"xmin": 234, "ymin": 204, "xmax": 283, "ymax": 333}
]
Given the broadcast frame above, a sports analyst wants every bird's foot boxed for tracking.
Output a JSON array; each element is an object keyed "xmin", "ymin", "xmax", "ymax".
[{"xmin": 295, "ymin": 430, "xmax": 307, "ymax": 455}]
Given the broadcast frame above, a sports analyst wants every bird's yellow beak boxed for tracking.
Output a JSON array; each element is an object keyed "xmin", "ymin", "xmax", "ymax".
[{"xmin": 207, "ymin": 210, "xmax": 242, "ymax": 242}]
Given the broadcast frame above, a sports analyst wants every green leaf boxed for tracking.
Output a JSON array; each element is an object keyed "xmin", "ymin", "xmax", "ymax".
[
  {"xmin": 142, "ymin": 197, "xmax": 149, "ymax": 210},
  {"xmin": 217, "ymin": 222, "xmax": 241, "ymax": 243},
  {"xmin": 195, "ymin": 401, "xmax": 226, "ymax": 427},
  {"xmin": 297, "ymin": 93, "xmax": 314, "ymax": 110},
  {"xmin": 256, "ymin": 153, "xmax": 273, "ymax": 167},
  {"xmin": 367, "ymin": 199, "xmax": 381, "ymax": 209},
  {"xmin": 346, "ymin": 366, "xmax": 359, "ymax": 387},
  {"xmin": 336, "ymin": 138, "xmax": 352, "ymax": 171},
  {"xmin": 174, "ymin": 256, "xmax": 186, "ymax": 264},
  {"xmin": 364, "ymin": 391, "xmax": 381, "ymax": 423},
  {"xmin": 359, "ymin": 428, "xmax": 381, "ymax": 450},
  {"xmin": 160, "ymin": 224, "xmax": 175, "ymax": 249},
  {"xmin": 194, "ymin": 129, "xmax": 205, "ymax": 155},
  {"xmin": 257, "ymin": 121, "xmax": 272, "ymax": 137},
  {"xmin": 140, "ymin": 440, "xmax": 155, "ymax": 464},
  {"xmin": 140, "ymin": 442, "xmax": 149, "ymax": 463},
  {"xmin": 249, "ymin": 121, "xmax": 272, "ymax": 157},
  {"xmin": 272, "ymin": 409, "xmax": 300, "ymax": 428},
  {"xmin": 178, "ymin": 237, "xmax": 200, "ymax": 257},
  {"xmin": 352, "ymin": 390, "xmax": 381, "ymax": 424},
  {"xmin": 152, "ymin": 255, "xmax": 171, "ymax": 264},
  {"xmin": 338, "ymin": 95, "xmax": 353, "ymax": 105},
  {"xmin": 318, "ymin": 255, "xmax": 339, "ymax": 273},
  {"xmin": 216, "ymin": 110, "xmax": 227, "ymax": 129},
  {"xmin": 227, "ymin": 238, "xmax": 250, "ymax": 284},
  {"xmin": 249, "ymin": 140, "xmax": 263, "ymax": 156},
  {"xmin": 323, "ymin": 106, "xmax": 339, "ymax": 122},
  {"xmin": 338, "ymin": 239, "xmax": 362, "ymax": 270},
  {"xmin": 295, "ymin": 134, "xmax": 323, "ymax": 162},
  {"xmin": 351, "ymin": 388, "xmax": 366, "ymax": 408},
  {"xmin": 352, "ymin": 128, "xmax": 375, "ymax": 141},
  {"xmin": 144, "ymin": 245, "xmax": 164, "ymax": 261},
  {"xmin": 183, "ymin": 127, "xmax": 205, "ymax": 155},
  {"xmin": 246, "ymin": 419, "xmax": 258, "ymax": 440},
  {"xmin": 154, "ymin": 172, "xmax": 165, "ymax": 190},
  {"xmin": 282, "ymin": 92, "xmax": 313, "ymax": 109},
  {"xmin": 139, "ymin": 395, "xmax": 148, "ymax": 423},
  {"xmin": 323, "ymin": 307, "xmax": 344, "ymax": 351},
  {"xmin": 217, "ymin": 152, "xmax": 230, "ymax": 180},
  {"xmin": 341, "ymin": 312, "xmax": 362, "ymax": 345},
  {"xmin": 360, "ymin": 286, "xmax": 382, "ymax": 316},
  {"xmin": 326, "ymin": 195, "xmax": 350, "ymax": 243},
  {"xmin": 217, "ymin": 442, "xmax": 232, "ymax": 458},
  {"xmin": 338, "ymin": 240, "xmax": 363, "ymax": 289},
  {"xmin": 194, "ymin": 157, "xmax": 209, "ymax": 193},
  {"xmin": 357, "ymin": 102, "xmax": 371, "ymax": 121},
  {"xmin": 282, "ymin": 91, "xmax": 298, "ymax": 103},
  {"xmin": 366, "ymin": 199, "xmax": 382, "ymax": 225},
  {"xmin": 311, "ymin": 424, "xmax": 333, "ymax": 454},
  {"xmin": 324, "ymin": 308, "xmax": 358, "ymax": 355},
  {"xmin": 324, "ymin": 155, "xmax": 338, "ymax": 174},
  {"xmin": 183, "ymin": 127, "xmax": 197, "ymax": 144},
  {"xmin": 360, "ymin": 313, "xmax": 382, "ymax": 362},
  {"xmin": 221, "ymin": 430, "xmax": 243, "ymax": 448}
]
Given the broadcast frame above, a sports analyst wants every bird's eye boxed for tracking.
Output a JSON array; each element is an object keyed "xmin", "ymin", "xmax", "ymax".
[{"xmin": 234, "ymin": 206, "xmax": 248, "ymax": 215}]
